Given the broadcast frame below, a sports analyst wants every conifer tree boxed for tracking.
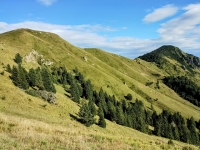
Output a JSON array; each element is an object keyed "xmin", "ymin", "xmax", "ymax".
[
  {"xmin": 172, "ymin": 126, "xmax": 180, "ymax": 141},
  {"xmin": 78, "ymin": 102, "xmax": 96, "ymax": 127},
  {"xmin": 180, "ymin": 125, "xmax": 191, "ymax": 143},
  {"xmin": 187, "ymin": 117, "xmax": 199, "ymax": 144},
  {"xmin": 18, "ymin": 65, "xmax": 29, "ymax": 89},
  {"xmin": 106, "ymin": 101, "xmax": 116, "ymax": 121},
  {"xmin": 61, "ymin": 68, "xmax": 68, "ymax": 85},
  {"xmin": 77, "ymin": 72, "xmax": 84, "ymax": 85},
  {"xmin": 41, "ymin": 67, "xmax": 56, "ymax": 93},
  {"xmin": 14, "ymin": 53, "xmax": 22, "ymax": 64},
  {"xmin": 154, "ymin": 115, "xmax": 162, "ymax": 136},
  {"xmin": 88, "ymin": 99, "xmax": 97, "ymax": 116},
  {"xmin": 28, "ymin": 68, "xmax": 36, "ymax": 87},
  {"xmin": 116, "ymin": 105, "xmax": 124, "ymax": 125},
  {"xmin": 98, "ymin": 105, "xmax": 106, "ymax": 128},
  {"xmin": 70, "ymin": 79, "xmax": 80, "ymax": 103},
  {"xmin": 35, "ymin": 67, "xmax": 45, "ymax": 90},
  {"xmin": 83, "ymin": 79, "xmax": 93, "ymax": 101},
  {"xmin": 6, "ymin": 64, "xmax": 12, "ymax": 73},
  {"xmin": 11, "ymin": 65, "xmax": 20, "ymax": 86},
  {"xmin": 99, "ymin": 88, "xmax": 108, "ymax": 114}
]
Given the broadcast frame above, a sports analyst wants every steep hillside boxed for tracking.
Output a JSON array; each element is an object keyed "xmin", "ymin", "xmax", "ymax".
[
  {"xmin": 0, "ymin": 29, "xmax": 200, "ymax": 149},
  {"xmin": 0, "ymin": 28, "xmax": 200, "ymax": 118}
]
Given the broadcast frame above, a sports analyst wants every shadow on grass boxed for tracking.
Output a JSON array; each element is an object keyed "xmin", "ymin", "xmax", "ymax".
[
  {"xmin": 64, "ymin": 93, "xmax": 71, "ymax": 98},
  {"xmin": 70, "ymin": 113, "xmax": 80, "ymax": 122}
]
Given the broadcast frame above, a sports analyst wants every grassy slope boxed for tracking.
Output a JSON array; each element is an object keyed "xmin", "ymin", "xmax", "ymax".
[
  {"xmin": 0, "ymin": 73, "xmax": 197, "ymax": 150},
  {"xmin": 0, "ymin": 29, "xmax": 199, "ymax": 149}
]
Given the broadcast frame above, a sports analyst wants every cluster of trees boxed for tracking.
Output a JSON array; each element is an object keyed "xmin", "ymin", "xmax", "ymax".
[
  {"xmin": 8, "ymin": 53, "xmax": 56, "ymax": 93},
  {"xmin": 152, "ymin": 110, "xmax": 199, "ymax": 145},
  {"xmin": 8, "ymin": 64, "xmax": 56, "ymax": 93},
  {"xmin": 40, "ymin": 65, "xmax": 200, "ymax": 145},
  {"xmin": 163, "ymin": 76, "xmax": 200, "ymax": 107},
  {"xmin": 50, "ymin": 66, "xmax": 106, "ymax": 128}
]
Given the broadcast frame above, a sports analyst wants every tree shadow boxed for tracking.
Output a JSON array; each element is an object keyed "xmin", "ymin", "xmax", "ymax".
[{"xmin": 69, "ymin": 113, "xmax": 80, "ymax": 122}]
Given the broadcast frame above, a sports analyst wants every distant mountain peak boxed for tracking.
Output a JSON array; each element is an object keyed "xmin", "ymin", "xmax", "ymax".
[{"xmin": 138, "ymin": 45, "xmax": 200, "ymax": 73}]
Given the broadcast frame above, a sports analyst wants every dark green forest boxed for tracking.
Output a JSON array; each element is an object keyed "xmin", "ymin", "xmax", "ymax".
[{"xmin": 163, "ymin": 76, "xmax": 200, "ymax": 107}]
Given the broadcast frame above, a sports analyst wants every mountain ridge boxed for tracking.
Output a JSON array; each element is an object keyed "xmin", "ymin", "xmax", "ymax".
[{"xmin": 0, "ymin": 28, "xmax": 200, "ymax": 149}]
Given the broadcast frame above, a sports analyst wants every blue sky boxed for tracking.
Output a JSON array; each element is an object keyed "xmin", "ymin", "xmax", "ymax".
[{"xmin": 1, "ymin": 0, "xmax": 200, "ymax": 58}]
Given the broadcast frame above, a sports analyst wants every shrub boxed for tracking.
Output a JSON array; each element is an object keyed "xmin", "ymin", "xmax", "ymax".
[
  {"xmin": 0, "ymin": 71, "xmax": 4, "ymax": 75},
  {"xmin": 146, "ymin": 81, "xmax": 153, "ymax": 86},
  {"xmin": 1, "ymin": 95, "xmax": 6, "ymax": 100},
  {"xmin": 125, "ymin": 93, "xmax": 132, "ymax": 100},
  {"xmin": 25, "ymin": 89, "xmax": 39, "ymax": 97},
  {"xmin": 168, "ymin": 139, "xmax": 174, "ymax": 145}
]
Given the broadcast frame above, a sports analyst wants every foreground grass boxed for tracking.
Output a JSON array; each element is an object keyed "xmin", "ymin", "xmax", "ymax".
[{"xmin": 1, "ymin": 112, "xmax": 199, "ymax": 150}]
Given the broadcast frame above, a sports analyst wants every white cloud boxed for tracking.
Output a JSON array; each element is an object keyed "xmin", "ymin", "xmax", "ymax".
[
  {"xmin": 143, "ymin": 4, "xmax": 178, "ymax": 23},
  {"xmin": 37, "ymin": 0, "xmax": 57, "ymax": 6},
  {"xmin": 157, "ymin": 3, "xmax": 200, "ymax": 50},
  {"xmin": 0, "ymin": 4, "xmax": 200, "ymax": 59}
]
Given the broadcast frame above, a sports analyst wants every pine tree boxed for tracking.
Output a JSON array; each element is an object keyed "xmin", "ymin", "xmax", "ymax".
[
  {"xmin": 154, "ymin": 115, "xmax": 162, "ymax": 136},
  {"xmin": 98, "ymin": 105, "xmax": 106, "ymax": 128},
  {"xmin": 70, "ymin": 79, "xmax": 80, "ymax": 103},
  {"xmin": 77, "ymin": 72, "xmax": 84, "ymax": 85},
  {"xmin": 106, "ymin": 101, "xmax": 116, "ymax": 121},
  {"xmin": 11, "ymin": 65, "xmax": 29, "ymax": 89},
  {"xmin": 28, "ymin": 68, "xmax": 36, "ymax": 87},
  {"xmin": 99, "ymin": 88, "xmax": 108, "ymax": 114},
  {"xmin": 83, "ymin": 79, "xmax": 93, "ymax": 101},
  {"xmin": 180, "ymin": 125, "xmax": 191, "ymax": 143},
  {"xmin": 115, "ymin": 105, "xmax": 124, "ymax": 125},
  {"xmin": 78, "ymin": 102, "xmax": 96, "ymax": 127},
  {"xmin": 18, "ymin": 65, "xmax": 29, "ymax": 89},
  {"xmin": 14, "ymin": 53, "xmax": 22, "ymax": 64},
  {"xmin": 35, "ymin": 67, "xmax": 45, "ymax": 90},
  {"xmin": 88, "ymin": 99, "xmax": 97, "ymax": 116},
  {"xmin": 61, "ymin": 68, "xmax": 68, "ymax": 85},
  {"xmin": 11, "ymin": 65, "xmax": 20, "ymax": 86},
  {"xmin": 172, "ymin": 126, "xmax": 180, "ymax": 141},
  {"xmin": 187, "ymin": 117, "xmax": 199, "ymax": 144},
  {"xmin": 41, "ymin": 67, "xmax": 56, "ymax": 93},
  {"xmin": 6, "ymin": 64, "xmax": 12, "ymax": 73}
]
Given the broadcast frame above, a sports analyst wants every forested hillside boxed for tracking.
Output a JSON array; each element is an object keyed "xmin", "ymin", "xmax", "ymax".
[{"xmin": 0, "ymin": 29, "xmax": 200, "ymax": 149}]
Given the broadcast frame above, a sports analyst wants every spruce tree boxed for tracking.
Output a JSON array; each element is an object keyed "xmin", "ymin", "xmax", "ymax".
[
  {"xmin": 83, "ymin": 79, "xmax": 93, "ymax": 101},
  {"xmin": 88, "ymin": 100, "xmax": 97, "ymax": 116},
  {"xmin": 35, "ymin": 67, "xmax": 45, "ymax": 90},
  {"xmin": 70, "ymin": 79, "xmax": 80, "ymax": 103},
  {"xmin": 18, "ymin": 65, "xmax": 29, "ymax": 89},
  {"xmin": 172, "ymin": 126, "xmax": 180, "ymax": 141},
  {"xmin": 98, "ymin": 105, "xmax": 106, "ymax": 128},
  {"xmin": 77, "ymin": 72, "xmax": 84, "ymax": 85},
  {"xmin": 106, "ymin": 101, "xmax": 116, "ymax": 121},
  {"xmin": 11, "ymin": 65, "xmax": 20, "ymax": 86},
  {"xmin": 154, "ymin": 115, "xmax": 162, "ymax": 136},
  {"xmin": 78, "ymin": 102, "xmax": 96, "ymax": 127},
  {"xmin": 41, "ymin": 67, "xmax": 56, "ymax": 93},
  {"xmin": 115, "ymin": 105, "xmax": 124, "ymax": 125},
  {"xmin": 99, "ymin": 88, "xmax": 108, "ymax": 114},
  {"xmin": 6, "ymin": 64, "xmax": 12, "ymax": 73},
  {"xmin": 180, "ymin": 125, "xmax": 191, "ymax": 144},
  {"xmin": 187, "ymin": 117, "xmax": 199, "ymax": 144},
  {"xmin": 28, "ymin": 68, "xmax": 36, "ymax": 87},
  {"xmin": 14, "ymin": 53, "xmax": 22, "ymax": 64}
]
